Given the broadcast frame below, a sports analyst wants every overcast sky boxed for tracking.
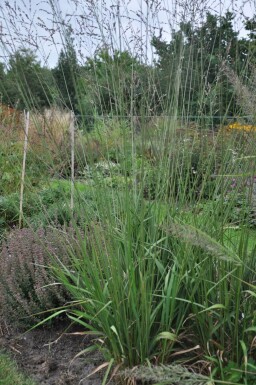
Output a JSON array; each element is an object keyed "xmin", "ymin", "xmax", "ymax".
[{"xmin": 0, "ymin": 0, "xmax": 255, "ymax": 68}]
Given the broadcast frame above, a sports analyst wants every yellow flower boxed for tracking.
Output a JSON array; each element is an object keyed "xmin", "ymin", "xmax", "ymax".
[{"xmin": 226, "ymin": 122, "xmax": 256, "ymax": 132}]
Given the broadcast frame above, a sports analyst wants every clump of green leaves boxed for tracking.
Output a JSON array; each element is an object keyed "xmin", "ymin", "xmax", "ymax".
[{"xmin": 209, "ymin": 357, "xmax": 256, "ymax": 384}]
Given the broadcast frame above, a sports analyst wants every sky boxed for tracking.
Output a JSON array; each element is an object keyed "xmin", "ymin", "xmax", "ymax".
[{"xmin": 0, "ymin": 0, "xmax": 255, "ymax": 68}]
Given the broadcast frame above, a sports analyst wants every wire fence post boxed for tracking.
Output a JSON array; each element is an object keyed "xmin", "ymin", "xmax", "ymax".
[
  {"xmin": 70, "ymin": 111, "xmax": 75, "ymax": 211},
  {"xmin": 19, "ymin": 110, "xmax": 29, "ymax": 229}
]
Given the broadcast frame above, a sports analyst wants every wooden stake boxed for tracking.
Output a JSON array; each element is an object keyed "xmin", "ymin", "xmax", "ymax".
[
  {"xmin": 70, "ymin": 111, "xmax": 75, "ymax": 211},
  {"xmin": 19, "ymin": 111, "xmax": 29, "ymax": 228}
]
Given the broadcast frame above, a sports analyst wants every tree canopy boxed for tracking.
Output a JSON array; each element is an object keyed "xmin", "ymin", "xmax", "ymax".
[
  {"xmin": 0, "ymin": 11, "xmax": 255, "ymax": 126},
  {"xmin": 0, "ymin": 48, "xmax": 53, "ymax": 110}
]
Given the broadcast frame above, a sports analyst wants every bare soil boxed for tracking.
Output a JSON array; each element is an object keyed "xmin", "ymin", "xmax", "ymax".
[{"xmin": 0, "ymin": 321, "xmax": 111, "ymax": 385}]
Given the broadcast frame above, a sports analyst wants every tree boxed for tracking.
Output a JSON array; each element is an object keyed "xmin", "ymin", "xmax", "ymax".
[
  {"xmin": 245, "ymin": 16, "xmax": 256, "ymax": 41},
  {"xmin": 52, "ymin": 29, "xmax": 79, "ymax": 111},
  {"xmin": 2, "ymin": 48, "xmax": 53, "ymax": 110},
  {"xmin": 152, "ymin": 12, "xmax": 247, "ymax": 120},
  {"xmin": 0, "ymin": 62, "xmax": 7, "ymax": 103},
  {"xmin": 243, "ymin": 17, "xmax": 256, "ymax": 66},
  {"xmin": 78, "ymin": 49, "xmax": 157, "ymax": 119}
]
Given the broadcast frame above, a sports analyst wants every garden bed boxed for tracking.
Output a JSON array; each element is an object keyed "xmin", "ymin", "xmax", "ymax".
[{"xmin": 0, "ymin": 322, "xmax": 110, "ymax": 385}]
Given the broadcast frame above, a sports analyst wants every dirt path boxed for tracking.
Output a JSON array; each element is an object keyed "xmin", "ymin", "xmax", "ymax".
[{"xmin": 0, "ymin": 322, "xmax": 110, "ymax": 385}]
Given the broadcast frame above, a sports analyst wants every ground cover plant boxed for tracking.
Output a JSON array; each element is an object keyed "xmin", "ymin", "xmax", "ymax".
[
  {"xmin": 0, "ymin": 351, "xmax": 36, "ymax": 385},
  {"xmin": 1, "ymin": 1, "xmax": 256, "ymax": 385}
]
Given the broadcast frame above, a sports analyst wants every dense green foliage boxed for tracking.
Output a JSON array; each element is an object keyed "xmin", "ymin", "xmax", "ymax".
[
  {"xmin": 0, "ymin": 11, "xmax": 255, "ymax": 123},
  {"xmin": 0, "ymin": 48, "xmax": 53, "ymax": 109},
  {"xmin": 152, "ymin": 12, "xmax": 243, "ymax": 118},
  {"xmin": 52, "ymin": 29, "xmax": 80, "ymax": 111}
]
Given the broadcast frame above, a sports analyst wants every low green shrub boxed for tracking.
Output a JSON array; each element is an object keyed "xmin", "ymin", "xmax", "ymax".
[
  {"xmin": 223, "ymin": 177, "xmax": 256, "ymax": 228},
  {"xmin": 29, "ymin": 184, "xmax": 97, "ymax": 227},
  {"xmin": 0, "ymin": 192, "xmax": 40, "ymax": 229},
  {"xmin": 0, "ymin": 184, "xmax": 96, "ymax": 236},
  {"xmin": 0, "ymin": 186, "xmax": 67, "ymax": 234},
  {"xmin": 54, "ymin": 119, "xmax": 131, "ymax": 178},
  {"xmin": 79, "ymin": 160, "xmax": 131, "ymax": 189},
  {"xmin": 0, "ymin": 141, "xmax": 48, "ymax": 195}
]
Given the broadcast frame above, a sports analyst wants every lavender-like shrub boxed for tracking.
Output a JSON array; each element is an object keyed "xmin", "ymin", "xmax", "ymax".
[{"xmin": 0, "ymin": 227, "xmax": 72, "ymax": 330}]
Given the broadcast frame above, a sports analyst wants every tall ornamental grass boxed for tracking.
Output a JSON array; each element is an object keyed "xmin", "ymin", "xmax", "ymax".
[
  {"xmin": 1, "ymin": 1, "xmax": 256, "ymax": 383},
  {"xmin": 47, "ymin": 124, "xmax": 256, "ymax": 374}
]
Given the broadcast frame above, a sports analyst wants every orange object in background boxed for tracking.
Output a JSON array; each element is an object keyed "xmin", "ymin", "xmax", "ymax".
[{"xmin": 0, "ymin": 103, "xmax": 23, "ymax": 129}]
